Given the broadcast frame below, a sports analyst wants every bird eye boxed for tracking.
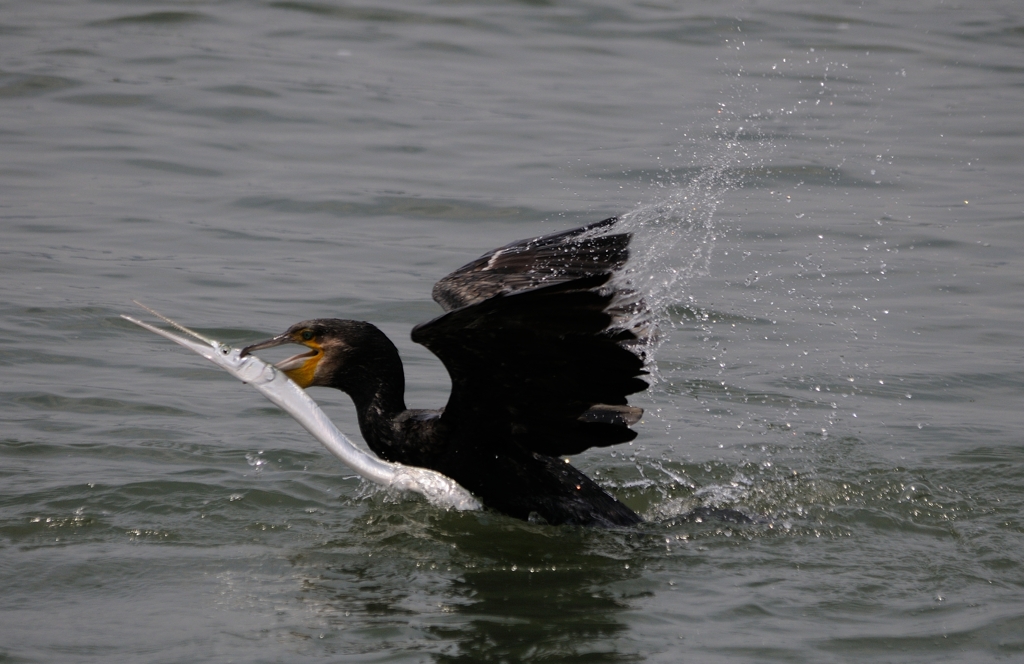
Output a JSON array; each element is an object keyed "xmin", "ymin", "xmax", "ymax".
[{"xmin": 301, "ymin": 330, "xmax": 314, "ymax": 341}]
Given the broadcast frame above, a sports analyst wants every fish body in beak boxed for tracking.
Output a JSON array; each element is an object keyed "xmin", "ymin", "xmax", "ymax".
[{"xmin": 241, "ymin": 330, "xmax": 322, "ymax": 388}]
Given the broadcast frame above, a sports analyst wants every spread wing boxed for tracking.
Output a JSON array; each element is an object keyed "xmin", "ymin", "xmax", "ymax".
[
  {"xmin": 412, "ymin": 220, "xmax": 650, "ymax": 458},
  {"xmin": 431, "ymin": 217, "xmax": 627, "ymax": 311}
]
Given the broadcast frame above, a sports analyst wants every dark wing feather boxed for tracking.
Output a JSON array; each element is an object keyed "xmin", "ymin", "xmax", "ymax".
[
  {"xmin": 431, "ymin": 217, "xmax": 627, "ymax": 312},
  {"xmin": 412, "ymin": 273, "xmax": 648, "ymax": 458}
]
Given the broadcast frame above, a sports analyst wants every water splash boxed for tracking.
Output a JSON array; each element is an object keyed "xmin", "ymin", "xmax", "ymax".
[
  {"xmin": 611, "ymin": 136, "xmax": 748, "ymax": 373},
  {"xmin": 245, "ymin": 450, "xmax": 267, "ymax": 473}
]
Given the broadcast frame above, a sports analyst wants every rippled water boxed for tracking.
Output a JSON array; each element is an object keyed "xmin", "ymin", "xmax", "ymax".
[{"xmin": 3, "ymin": 1, "xmax": 1023, "ymax": 661}]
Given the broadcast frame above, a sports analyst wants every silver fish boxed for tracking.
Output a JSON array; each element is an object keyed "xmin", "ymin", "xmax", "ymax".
[{"xmin": 122, "ymin": 302, "xmax": 481, "ymax": 512}]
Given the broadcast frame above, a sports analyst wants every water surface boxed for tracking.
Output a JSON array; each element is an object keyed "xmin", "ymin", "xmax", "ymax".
[{"xmin": 2, "ymin": 1, "xmax": 1023, "ymax": 661}]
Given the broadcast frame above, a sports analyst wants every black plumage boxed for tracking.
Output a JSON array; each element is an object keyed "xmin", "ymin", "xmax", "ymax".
[{"xmin": 241, "ymin": 217, "xmax": 651, "ymax": 527}]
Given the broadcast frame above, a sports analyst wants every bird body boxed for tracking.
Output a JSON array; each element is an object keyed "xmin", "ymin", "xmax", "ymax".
[{"xmin": 242, "ymin": 218, "xmax": 650, "ymax": 527}]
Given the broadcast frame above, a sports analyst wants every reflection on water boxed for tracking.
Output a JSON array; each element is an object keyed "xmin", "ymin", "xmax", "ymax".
[
  {"xmin": 295, "ymin": 511, "xmax": 644, "ymax": 662},
  {"xmin": 433, "ymin": 564, "xmax": 636, "ymax": 663}
]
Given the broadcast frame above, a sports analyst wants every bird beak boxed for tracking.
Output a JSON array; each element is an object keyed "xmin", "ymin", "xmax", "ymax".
[
  {"xmin": 240, "ymin": 333, "xmax": 294, "ymax": 357},
  {"xmin": 241, "ymin": 333, "xmax": 322, "ymax": 387}
]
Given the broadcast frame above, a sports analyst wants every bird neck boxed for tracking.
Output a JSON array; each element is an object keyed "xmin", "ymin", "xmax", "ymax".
[
  {"xmin": 353, "ymin": 377, "xmax": 406, "ymax": 441},
  {"xmin": 339, "ymin": 345, "xmax": 409, "ymax": 458}
]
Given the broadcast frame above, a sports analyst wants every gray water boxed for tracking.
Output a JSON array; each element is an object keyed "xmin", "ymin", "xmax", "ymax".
[{"xmin": 2, "ymin": 1, "xmax": 1023, "ymax": 661}]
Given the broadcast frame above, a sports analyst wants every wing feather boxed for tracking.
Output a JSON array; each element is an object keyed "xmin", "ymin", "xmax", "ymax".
[
  {"xmin": 431, "ymin": 217, "xmax": 628, "ymax": 312},
  {"xmin": 413, "ymin": 269, "xmax": 648, "ymax": 457}
]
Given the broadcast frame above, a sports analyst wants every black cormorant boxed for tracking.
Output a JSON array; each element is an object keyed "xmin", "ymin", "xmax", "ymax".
[{"xmin": 241, "ymin": 217, "xmax": 651, "ymax": 527}]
